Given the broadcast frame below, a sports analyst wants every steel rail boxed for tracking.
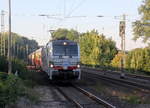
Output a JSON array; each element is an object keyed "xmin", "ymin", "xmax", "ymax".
[
  {"xmin": 82, "ymin": 67, "xmax": 150, "ymax": 89},
  {"xmin": 83, "ymin": 70, "xmax": 150, "ymax": 92},
  {"xmin": 55, "ymin": 86, "xmax": 84, "ymax": 108},
  {"xmin": 83, "ymin": 72, "xmax": 150, "ymax": 94},
  {"xmin": 73, "ymin": 85, "xmax": 116, "ymax": 108},
  {"xmin": 82, "ymin": 66, "xmax": 150, "ymax": 81}
]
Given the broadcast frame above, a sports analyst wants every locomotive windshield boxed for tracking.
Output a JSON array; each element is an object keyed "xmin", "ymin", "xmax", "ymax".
[{"xmin": 53, "ymin": 45, "xmax": 78, "ymax": 56}]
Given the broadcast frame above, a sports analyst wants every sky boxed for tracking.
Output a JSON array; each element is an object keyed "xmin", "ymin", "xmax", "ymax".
[{"xmin": 0, "ymin": 0, "xmax": 147, "ymax": 50}]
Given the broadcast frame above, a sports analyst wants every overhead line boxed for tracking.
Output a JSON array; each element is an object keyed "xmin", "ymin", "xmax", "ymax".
[{"xmin": 66, "ymin": 0, "xmax": 87, "ymax": 17}]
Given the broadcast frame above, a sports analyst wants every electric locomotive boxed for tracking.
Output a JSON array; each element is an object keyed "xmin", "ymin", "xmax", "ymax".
[{"xmin": 28, "ymin": 39, "xmax": 81, "ymax": 80}]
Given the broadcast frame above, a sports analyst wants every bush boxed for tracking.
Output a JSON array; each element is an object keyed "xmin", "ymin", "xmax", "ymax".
[
  {"xmin": 0, "ymin": 58, "xmax": 40, "ymax": 107},
  {"xmin": 0, "ymin": 82, "xmax": 6, "ymax": 108},
  {"xmin": 12, "ymin": 58, "xmax": 27, "ymax": 75},
  {"xmin": 0, "ymin": 56, "xmax": 28, "ymax": 75},
  {"xmin": 0, "ymin": 74, "xmax": 25, "ymax": 107},
  {"xmin": 0, "ymin": 72, "xmax": 8, "ymax": 81}
]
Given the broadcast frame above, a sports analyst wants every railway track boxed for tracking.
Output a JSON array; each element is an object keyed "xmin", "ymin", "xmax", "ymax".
[
  {"xmin": 82, "ymin": 67, "xmax": 150, "ymax": 92},
  {"xmin": 83, "ymin": 72, "xmax": 150, "ymax": 93},
  {"xmin": 55, "ymin": 84, "xmax": 116, "ymax": 108},
  {"xmin": 82, "ymin": 66, "xmax": 150, "ymax": 83}
]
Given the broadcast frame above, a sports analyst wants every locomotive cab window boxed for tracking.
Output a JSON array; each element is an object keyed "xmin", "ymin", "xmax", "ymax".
[{"xmin": 53, "ymin": 45, "xmax": 78, "ymax": 56}]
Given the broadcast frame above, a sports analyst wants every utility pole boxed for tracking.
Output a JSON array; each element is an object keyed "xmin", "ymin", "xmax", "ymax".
[
  {"xmin": 119, "ymin": 14, "xmax": 126, "ymax": 78},
  {"xmin": 0, "ymin": 10, "xmax": 5, "ymax": 56},
  {"xmin": 8, "ymin": 0, "xmax": 12, "ymax": 74}
]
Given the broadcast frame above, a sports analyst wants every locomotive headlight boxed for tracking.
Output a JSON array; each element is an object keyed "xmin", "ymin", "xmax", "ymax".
[
  {"xmin": 77, "ymin": 64, "xmax": 80, "ymax": 68},
  {"xmin": 50, "ymin": 64, "xmax": 54, "ymax": 68},
  {"xmin": 63, "ymin": 42, "xmax": 67, "ymax": 45},
  {"xmin": 49, "ymin": 61, "xmax": 54, "ymax": 68}
]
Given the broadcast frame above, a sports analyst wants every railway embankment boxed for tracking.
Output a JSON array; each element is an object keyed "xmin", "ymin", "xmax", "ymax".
[{"xmin": 78, "ymin": 71, "xmax": 150, "ymax": 108}]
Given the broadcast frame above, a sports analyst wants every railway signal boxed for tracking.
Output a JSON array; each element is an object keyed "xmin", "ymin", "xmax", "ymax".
[
  {"xmin": 97, "ymin": 14, "xmax": 127, "ymax": 78},
  {"xmin": 119, "ymin": 21, "xmax": 125, "ymax": 37}
]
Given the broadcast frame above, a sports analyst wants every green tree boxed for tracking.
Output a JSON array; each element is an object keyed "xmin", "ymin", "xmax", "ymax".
[
  {"xmin": 52, "ymin": 28, "xmax": 79, "ymax": 42},
  {"xmin": 126, "ymin": 48, "xmax": 150, "ymax": 72},
  {"xmin": 111, "ymin": 52, "xmax": 126, "ymax": 68},
  {"xmin": 80, "ymin": 30, "xmax": 117, "ymax": 66},
  {"xmin": 0, "ymin": 32, "xmax": 39, "ymax": 60},
  {"xmin": 133, "ymin": 0, "xmax": 150, "ymax": 43}
]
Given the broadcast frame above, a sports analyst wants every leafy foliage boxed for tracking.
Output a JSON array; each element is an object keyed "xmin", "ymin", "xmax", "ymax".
[
  {"xmin": 0, "ymin": 32, "xmax": 39, "ymax": 60},
  {"xmin": 0, "ymin": 56, "xmax": 28, "ymax": 75},
  {"xmin": 111, "ymin": 48, "xmax": 150, "ymax": 74},
  {"xmin": 133, "ymin": 0, "xmax": 150, "ymax": 43},
  {"xmin": 111, "ymin": 52, "xmax": 126, "ymax": 68},
  {"xmin": 126, "ymin": 47, "xmax": 150, "ymax": 72},
  {"xmin": 80, "ymin": 30, "xmax": 118, "ymax": 66},
  {"xmin": 0, "ymin": 33, "xmax": 41, "ymax": 107},
  {"xmin": 12, "ymin": 58, "xmax": 28, "ymax": 75},
  {"xmin": 0, "ymin": 74, "xmax": 25, "ymax": 107},
  {"xmin": 0, "ymin": 72, "xmax": 8, "ymax": 81},
  {"xmin": 52, "ymin": 28, "xmax": 79, "ymax": 42},
  {"xmin": 0, "ymin": 58, "xmax": 39, "ymax": 107}
]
